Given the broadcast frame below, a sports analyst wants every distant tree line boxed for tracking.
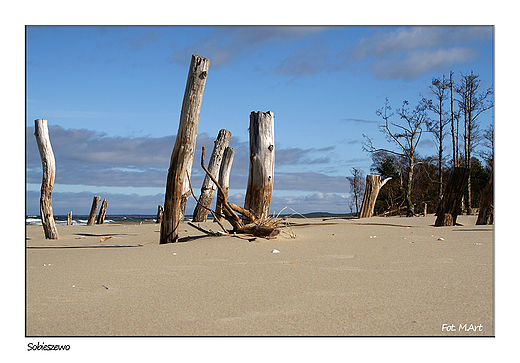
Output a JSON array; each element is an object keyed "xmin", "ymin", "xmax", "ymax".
[{"xmin": 360, "ymin": 71, "xmax": 493, "ymax": 217}]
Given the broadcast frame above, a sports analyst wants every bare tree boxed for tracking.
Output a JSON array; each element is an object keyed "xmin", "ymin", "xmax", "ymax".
[
  {"xmin": 426, "ymin": 75, "xmax": 450, "ymax": 203},
  {"xmin": 364, "ymin": 97, "xmax": 429, "ymax": 217},
  {"xmin": 480, "ymin": 122, "xmax": 494, "ymax": 171},
  {"xmin": 346, "ymin": 167, "xmax": 364, "ymax": 217},
  {"xmin": 456, "ymin": 72, "xmax": 493, "ymax": 213}
]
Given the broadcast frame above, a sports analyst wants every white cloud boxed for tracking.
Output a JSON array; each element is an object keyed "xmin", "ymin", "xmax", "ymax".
[
  {"xmin": 168, "ymin": 26, "xmax": 327, "ymax": 69},
  {"xmin": 351, "ymin": 26, "xmax": 491, "ymax": 80}
]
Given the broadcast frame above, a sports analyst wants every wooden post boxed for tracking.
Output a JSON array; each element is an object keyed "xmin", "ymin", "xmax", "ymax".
[
  {"xmin": 179, "ymin": 156, "xmax": 194, "ymax": 222},
  {"xmin": 67, "ymin": 211, "xmax": 72, "ymax": 225},
  {"xmin": 97, "ymin": 199, "xmax": 108, "ymax": 224},
  {"xmin": 34, "ymin": 119, "xmax": 59, "ymax": 239},
  {"xmin": 423, "ymin": 203, "xmax": 428, "ymax": 217},
  {"xmin": 192, "ymin": 129, "xmax": 232, "ymax": 222},
  {"xmin": 215, "ymin": 146, "xmax": 235, "ymax": 221},
  {"xmin": 156, "ymin": 205, "xmax": 164, "ymax": 224},
  {"xmin": 359, "ymin": 175, "xmax": 391, "ymax": 218},
  {"xmin": 160, "ymin": 54, "xmax": 210, "ymax": 244},
  {"xmin": 435, "ymin": 167, "xmax": 470, "ymax": 226},
  {"xmin": 476, "ymin": 174, "xmax": 493, "ymax": 225},
  {"xmin": 87, "ymin": 196, "xmax": 101, "ymax": 225},
  {"xmin": 244, "ymin": 111, "xmax": 275, "ymax": 222}
]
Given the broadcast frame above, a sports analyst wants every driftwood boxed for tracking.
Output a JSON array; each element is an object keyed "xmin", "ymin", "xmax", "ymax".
[
  {"xmin": 34, "ymin": 119, "xmax": 59, "ymax": 239},
  {"xmin": 156, "ymin": 205, "xmax": 163, "ymax": 224},
  {"xmin": 87, "ymin": 196, "xmax": 101, "ymax": 225},
  {"xmin": 476, "ymin": 174, "xmax": 493, "ymax": 225},
  {"xmin": 375, "ymin": 205, "xmax": 408, "ymax": 217},
  {"xmin": 192, "ymin": 129, "xmax": 232, "ymax": 222},
  {"xmin": 359, "ymin": 175, "xmax": 392, "ymax": 218},
  {"xmin": 97, "ymin": 199, "xmax": 108, "ymax": 224},
  {"xmin": 244, "ymin": 111, "xmax": 275, "ymax": 223},
  {"xmin": 160, "ymin": 54, "xmax": 210, "ymax": 244},
  {"xmin": 179, "ymin": 156, "xmax": 193, "ymax": 221},
  {"xmin": 197, "ymin": 147, "xmax": 280, "ymax": 238},
  {"xmin": 435, "ymin": 167, "xmax": 470, "ymax": 226},
  {"xmin": 215, "ymin": 146, "xmax": 235, "ymax": 222}
]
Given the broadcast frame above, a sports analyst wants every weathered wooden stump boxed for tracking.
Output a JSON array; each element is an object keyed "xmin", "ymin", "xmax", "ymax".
[
  {"xmin": 215, "ymin": 146, "xmax": 235, "ymax": 222},
  {"xmin": 435, "ymin": 167, "xmax": 470, "ymax": 226},
  {"xmin": 244, "ymin": 111, "xmax": 275, "ymax": 222},
  {"xmin": 179, "ymin": 156, "xmax": 194, "ymax": 222},
  {"xmin": 67, "ymin": 211, "xmax": 73, "ymax": 225},
  {"xmin": 97, "ymin": 199, "xmax": 108, "ymax": 224},
  {"xmin": 87, "ymin": 196, "xmax": 101, "ymax": 225},
  {"xmin": 359, "ymin": 175, "xmax": 391, "ymax": 218},
  {"xmin": 476, "ymin": 174, "xmax": 493, "ymax": 225},
  {"xmin": 34, "ymin": 119, "xmax": 59, "ymax": 239},
  {"xmin": 192, "ymin": 129, "xmax": 232, "ymax": 222},
  {"xmin": 160, "ymin": 54, "xmax": 210, "ymax": 244},
  {"xmin": 156, "ymin": 205, "xmax": 164, "ymax": 224}
]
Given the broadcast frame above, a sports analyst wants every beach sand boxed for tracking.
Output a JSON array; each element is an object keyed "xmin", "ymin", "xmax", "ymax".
[{"xmin": 25, "ymin": 215, "xmax": 493, "ymax": 336}]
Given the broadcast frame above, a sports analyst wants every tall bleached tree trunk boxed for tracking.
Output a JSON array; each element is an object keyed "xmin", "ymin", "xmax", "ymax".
[
  {"xmin": 34, "ymin": 119, "xmax": 59, "ymax": 239},
  {"xmin": 359, "ymin": 175, "xmax": 391, "ymax": 218},
  {"xmin": 215, "ymin": 146, "xmax": 235, "ymax": 222},
  {"xmin": 192, "ymin": 129, "xmax": 232, "ymax": 222},
  {"xmin": 244, "ymin": 111, "xmax": 275, "ymax": 223},
  {"xmin": 160, "ymin": 54, "xmax": 210, "ymax": 244},
  {"xmin": 97, "ymin": 199, "xmax": 108, "ymax": 224},
  {"xmin": 87, "ymin": 196, "xmax": 101, "ymax": 225}
]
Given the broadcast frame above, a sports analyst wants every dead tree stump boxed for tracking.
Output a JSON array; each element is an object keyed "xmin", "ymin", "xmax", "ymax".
[
  {"xmin": 97, "ymin": 199, "xmax": 108, "ymax": 224},
  {"xmin": 179, "ymin": 156, "xmax": 194, "ymax": 222},
  {"xmin": 244, "ymin": 111, "xmax": 275, "ymax": 223},
  {"xmin": 215, "ymin": 146, "xmax": 235, "ymax": 222},
  {"xmin": 359, "ymin": 175, "xmax": 391, "ymax": 218},
  {"xmin": 87, "ymin": 196, "xmax": 101, "ymax": 225},
  {"xmin": 34, "ymin": 119, "xmax": 59, "ymax": 239},
  {"xmin": 476, "ymin": 174, "xmax": 493, "ymax": 225},
  {"xmin": 156, "ymin": 205, "xmax": 164, "ymax": 224},
  {"xmin": 160, "ymin": 54, "xmax": 210, "ymax": 244},
  {"xmin": 192, "ymin": 129, "xmax": 232, "ymax": 222},
  {"xmin": 67, "ymin": 211, "xmax": 73, "ymax": 225},
  {"xmin": 435, "ymin": 167, "xmax": 470, "ymax": 226}
]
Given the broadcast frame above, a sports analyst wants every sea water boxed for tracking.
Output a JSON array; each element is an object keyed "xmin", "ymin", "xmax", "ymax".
[{"xmin": 25, "ymin": 215, "xmax": 161, "ymax": 225}]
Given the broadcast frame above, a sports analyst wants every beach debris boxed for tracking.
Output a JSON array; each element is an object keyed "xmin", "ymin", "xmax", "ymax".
[
  {"xmin": 185, "ymin": 148, "xmax": 287, "ymax": 240},
  {"xmin": 72, "ymin": 285, "xmax": 75, "ymax": 288},
  {"xmin": 102, "ymin": 285, "xmax": 109, "ymax": 289},
  {"xmin": 159, "ymin": 55, "xmax": 210, "ymax": 245},
  {"xmin": 34, "ymin": 119, "xmax": 59, "ymax": 239},
  {"xmin": 474, "ymin": 243, "xmax": 482, "ymax": 245},
  {"xmin": 369, "ymin": 235, "xmax": 377, "ymax": 238},
  {"xmin": 97, "ymin": 199, "xmax": 108, "ymax": 224},
  {"xmin": 438, "ymin": 238, "xmax": 445, "ymax": 241},
  {"xmin": 187, "ymin": 222, "xmax": 220, "ymax": 236},
  {"xmin": 100, "ymin": 236, "xmax": 114, "ymax": 242},
  {"xmin": 271, "ymin": 249, "xmax": 280, "ymax": 253},
  {"xmin": 192, "ymin": 129, "xmax": 232, "ymax": 222},
  {"xmin": 87, "ymin": 196, "xmax": 101, "ymax": 225},
  {"xmin": 172, "ymin": 253, "xmax": 177, "ymax": 255},
  {"xmin": 359, "ymin": 175, "xmax": 392, "ymax": 218}
]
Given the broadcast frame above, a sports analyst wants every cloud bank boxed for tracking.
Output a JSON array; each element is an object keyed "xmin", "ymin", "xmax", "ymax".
[{"xmin": 26, "ymin": 125, "xmax": 353, "ymax": 214}]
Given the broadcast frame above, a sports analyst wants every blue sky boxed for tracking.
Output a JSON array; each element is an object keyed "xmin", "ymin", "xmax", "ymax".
[{"xmin": 25, "ymin": 25, "xmax": 494, "ymax": 215}]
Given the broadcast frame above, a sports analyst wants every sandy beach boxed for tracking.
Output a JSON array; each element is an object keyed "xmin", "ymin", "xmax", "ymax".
[{"xmin": 25, "ymin": 215, "xmax": 493, "ymax": 336}]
